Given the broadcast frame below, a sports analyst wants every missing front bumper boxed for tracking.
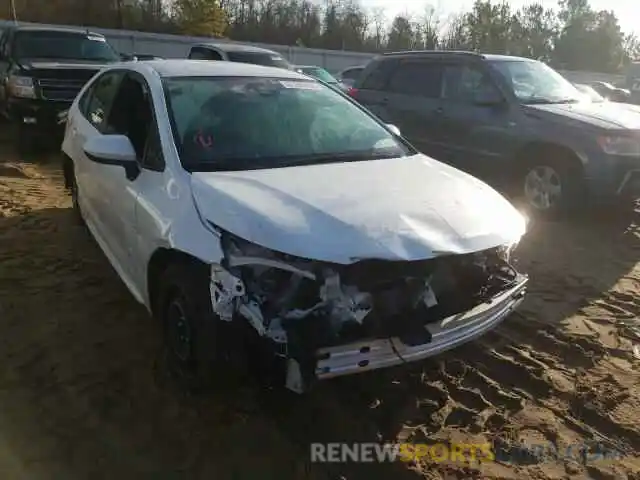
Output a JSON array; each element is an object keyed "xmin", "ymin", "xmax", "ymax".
[{"xmin": 313, "ymin": 274, "xmax": 528, "ymax": 380}]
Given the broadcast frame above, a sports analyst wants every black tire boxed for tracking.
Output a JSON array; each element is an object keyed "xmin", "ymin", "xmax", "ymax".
[
  {"xmin": 515, "ymin": 150, "xmax": 585, "ymax": 219},
  {"xmin": 16, "ymin": 123, "xmax": 36, "ymax": 156},
  {"xmin": 155, "ymin": 260, "xmax": 227, "ymax": 393},
  {"xmin": 68, "ymin": 163, "xmax": 85, "ymax": 226}
]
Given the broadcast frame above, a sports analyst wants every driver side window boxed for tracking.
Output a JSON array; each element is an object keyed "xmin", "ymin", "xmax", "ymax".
[
  {"xmin": 106, "ymin": 73, "xmax": 165, "ymax": 171},
  {"xmin": 444, "ymin": 64, "xmax": 501, "ymax": 104}
]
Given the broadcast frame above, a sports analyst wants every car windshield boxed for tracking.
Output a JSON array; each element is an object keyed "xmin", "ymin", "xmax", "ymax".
[
  {"xmin": 227, "ymin": 51, "xmax": 291, "ymax": 70},
  {"xmin": 300, "ymin": 67, "xmax": 338, "ymax": 84},
  {"xmin": 13, "ymin": 31, "xmax": 119, "ymax": 62},
  {"xmin": 164, "ymin": 76, "xmax": 412, "ymax": 171},
  {"xmin": 490, "ymin": 60, "xmax": 583, "ymax": 105}
]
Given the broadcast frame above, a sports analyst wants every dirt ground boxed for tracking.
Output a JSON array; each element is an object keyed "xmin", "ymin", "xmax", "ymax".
[{"xmin": 0, "ymin": 141, "xmax": 638, "ymax": 480}]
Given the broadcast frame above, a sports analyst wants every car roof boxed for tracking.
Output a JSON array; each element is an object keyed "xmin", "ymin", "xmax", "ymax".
[
  {"xmin": 191, "ymin": 42, "xmax": 281, "ymax": 55},
  {"xmin": 146, "ymin": 59, "xmax": 308, "ymax": 79},
  {"xmin": 380, "ymin": 50, "xmax": 535, "ymax": 63},
  {"xmin": 9, "ymin": 25, "xmax": 104, "ymax": 36}
]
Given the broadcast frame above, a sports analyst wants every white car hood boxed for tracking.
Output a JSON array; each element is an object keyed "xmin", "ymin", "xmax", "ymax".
[{"xmin": 190, "ymin": 154, "xmax": 526, "ymax": 264}]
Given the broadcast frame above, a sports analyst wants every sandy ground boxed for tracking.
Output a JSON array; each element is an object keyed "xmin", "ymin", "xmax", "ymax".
[{"xmin": 0, "ymin": 142, "xmax": 638, "ymax": 480}]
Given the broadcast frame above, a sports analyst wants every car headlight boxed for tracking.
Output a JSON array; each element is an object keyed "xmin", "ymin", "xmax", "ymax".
[
  {"xmin": 7, "ymin": 75, "xmax": 36, "ymax": 99},
  {"xmin": 597, "ymin": 135, "xmax": 640, "ymax": 156}
]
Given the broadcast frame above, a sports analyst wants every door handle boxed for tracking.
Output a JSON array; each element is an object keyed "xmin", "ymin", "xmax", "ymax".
[
  {"xmin": 379, "ymin": 97, "xmax": 389, "ymax": 105},
  {"xmin": 435, "ymin": 107, "xmax": 445, "ymax": 114}
]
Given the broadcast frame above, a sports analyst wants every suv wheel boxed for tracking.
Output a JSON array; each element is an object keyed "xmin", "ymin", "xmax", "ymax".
[
  {"xmin": 524, "ymin": 165, "xmax": 563, "ymax": 211},
  {"xmin": 156, "ymin": 261, "xmax": 225, "ymax": 393},
  {"xmin": 517, "ymin": 153, "xmax": 584, "ymax": 217}
]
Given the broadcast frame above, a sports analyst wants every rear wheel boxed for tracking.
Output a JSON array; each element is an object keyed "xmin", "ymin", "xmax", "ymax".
[{"xmin": 68, "ymin": 162, "xmax": 85, "ymax": 226}]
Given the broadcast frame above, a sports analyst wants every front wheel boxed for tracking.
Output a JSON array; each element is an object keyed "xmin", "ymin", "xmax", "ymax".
[
  {"xmin": 517, "ymin": 156, "xmax": 584, "ymax": 218},
  {"xmin": 156, "ymin": 261, "xmax": 228, "ymax": 393}
]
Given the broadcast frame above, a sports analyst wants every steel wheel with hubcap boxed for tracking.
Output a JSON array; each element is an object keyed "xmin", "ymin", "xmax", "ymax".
[
  {"xmin": 157, "ymin": 261, "xmax": 224, "ymax": 393},
  {"xmin": 165, "ymin": 295, "xmax": 193, "ymax": 363}
]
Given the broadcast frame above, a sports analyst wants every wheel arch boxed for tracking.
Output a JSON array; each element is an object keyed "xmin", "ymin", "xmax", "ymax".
[
  {"xmin": 514, "ymin": 141, "xmax": 586, "ymax": 171},
  {"xmin": 146, "ymin": 247, "xmax": 210, "ymax": 317}
]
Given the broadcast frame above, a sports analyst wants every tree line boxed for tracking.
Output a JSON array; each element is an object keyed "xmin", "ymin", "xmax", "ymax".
[{"xmin": 1, "ymin": 0, "xmax": 638, "ymax": 73}]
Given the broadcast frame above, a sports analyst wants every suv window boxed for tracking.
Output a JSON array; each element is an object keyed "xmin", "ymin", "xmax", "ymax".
[
  {"xmin": 342, "ymin": 68, "xmax": 363, "ymax": 81},
  {"xmin": 0, "ymin": 30, "xmax": 12, "ymax": 59},
  {"xmin": 386, "ymin": 61, "xmax": 443, "ymax": 97},
  {"xmin": 107, "ymin": 73, "xmax": 164, "ymax": 170},
  {"xmin": 83, "ymin": 71, "xmax": 124, "ymax": 132},
  {"xmin": 360, "ymin": 59, "xmax": 399, "ymax": 90},
  {"xmin": 188, "ymin": 47, "xmax": 222, "ymax": 61},
  {"xmin": 226, "ymin": 51, "xmax": 290, "ymax": 69},
  {"xmin": 444, "ymin": 64, "xmax": 500, "ymax": 103}
]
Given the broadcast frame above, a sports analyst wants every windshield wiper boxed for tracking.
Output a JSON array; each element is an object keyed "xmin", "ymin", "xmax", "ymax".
[
  {"xmin": 184, "ymin": 150, "xmax": 402, "ymax": 172},
  {"xmin": 288, "ymin": 150, "xmax": 400, "ymax": 167},
  {"xmin": 523, "ymin": 97, "xmax": 579, "ymax": 105}
]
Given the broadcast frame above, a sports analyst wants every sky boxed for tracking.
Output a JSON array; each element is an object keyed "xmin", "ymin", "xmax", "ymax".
[{"xmin": 363, "ymin": 0, "xmax": 639, "ymax": 35}]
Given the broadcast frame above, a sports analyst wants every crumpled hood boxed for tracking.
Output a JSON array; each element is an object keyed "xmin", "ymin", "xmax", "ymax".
[
  {"xmin": 526, "ymin": 101, "xmax": 640, "ymax": 130},
  {"xmin": 190, "ymin": 154, "xmax": 526, "ymax": 264}
]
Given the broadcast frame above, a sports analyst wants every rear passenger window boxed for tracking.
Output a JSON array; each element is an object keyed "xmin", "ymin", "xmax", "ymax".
[
  {"xmin": 188, "ymin": 47, "xmax": 222, "ymax": 60},
  {"xmin": 387, "ymin": 62, "xmax": 443, "ymax": 98}
]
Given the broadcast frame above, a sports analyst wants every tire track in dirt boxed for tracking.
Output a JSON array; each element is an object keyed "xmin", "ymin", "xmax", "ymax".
[{"xmin": 0, "ymin": 157, "xmax": 638, "ymax": 479}]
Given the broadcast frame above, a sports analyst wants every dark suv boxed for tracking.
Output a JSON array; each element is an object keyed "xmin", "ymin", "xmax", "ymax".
[
  {"xmin": 187, "ymin": 42, "xmax": 292, "ymax": 69},
  {"xmin": 352, "ymin": 51, "xmax": 640, "ymax": 215},
  {"xmin": 0, "ymin": 26, "xmax": 122, "ymax": 152}
]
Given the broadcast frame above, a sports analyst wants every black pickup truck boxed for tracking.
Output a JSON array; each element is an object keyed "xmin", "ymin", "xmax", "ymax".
[{"xmin": 0, "ymin": 26, "xmax": 123, "ymax": 152}]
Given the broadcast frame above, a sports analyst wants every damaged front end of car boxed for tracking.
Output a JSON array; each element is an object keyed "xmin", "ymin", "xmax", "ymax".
[{"xmin": 209, "ymin": 230, "xmax": 528, "ymax": 393}]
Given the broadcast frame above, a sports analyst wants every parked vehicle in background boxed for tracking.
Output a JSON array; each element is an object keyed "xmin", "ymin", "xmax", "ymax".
[
  {"xmin": 574, "ymin": 83, "xmax": 606, "ymax": 103},
  {"xmin": 589, "ymin": 81, "xmax": 631, "ymax": 103},
  {"xmin": 335, "ymin": 65, "xmax": 365, "ymax": 87},
  {"xmin": 295, "ymin": 65, "xmax": 349, "ymax": 91},
  {"xmin": 0, "ymin": 25, "xmax": 122, "ymax": 152},
  {"xmin": 134, "ymin": 53, "xmax": 164, "ymax": 61},
  {"xmin": 626, "ymin": 62, "xmax": 640, "ymax": 104},
  {"xmin": 61, "ymin": 59, "xmax": 528, "ymax": 394},
  {"xmin": 352, "ymin": 51, "xmax": 640, "ymax": 216},
  {"xmin": 187, "ymin": 42, "xmax": 291, "ymax": 69}
]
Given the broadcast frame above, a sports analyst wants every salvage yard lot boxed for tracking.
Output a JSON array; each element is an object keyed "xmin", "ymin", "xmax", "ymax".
[{"xmin": 0, "ymin": 139, "xmax": 638, "ymax": 479}]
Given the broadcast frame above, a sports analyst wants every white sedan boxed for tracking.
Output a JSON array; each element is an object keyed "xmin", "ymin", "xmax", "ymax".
[{"xmin": 61, "ymin": 59, "xmax": 529, "ymax": 393}]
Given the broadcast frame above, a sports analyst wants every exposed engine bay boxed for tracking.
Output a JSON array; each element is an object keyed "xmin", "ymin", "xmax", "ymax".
[{"xmin": 210, "ymin": 231, "xmax": 526, "ymax": 392}]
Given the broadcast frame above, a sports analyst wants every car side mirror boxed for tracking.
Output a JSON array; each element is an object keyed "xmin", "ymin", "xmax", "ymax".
[
  {"xmin": 386, "ymin": 124, "xmax": 401, "ymax": 136},
  {"xmin": 83, "ymin": 135, "xmax": 140, "ymax": 180}
]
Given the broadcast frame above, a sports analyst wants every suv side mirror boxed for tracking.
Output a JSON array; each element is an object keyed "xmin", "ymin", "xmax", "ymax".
[
  {"xmin": 386, "ymin": 124, "xmax": 401, "ymax": 136},
  {"xmin": 84, "ymin": 135, "xmax": 140, "ymax": 180}
]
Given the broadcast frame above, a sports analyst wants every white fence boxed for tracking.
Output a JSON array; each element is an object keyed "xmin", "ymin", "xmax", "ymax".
[{"xmin": 0, "ymin": 19, "xmax": 625, "ymax": 84}]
